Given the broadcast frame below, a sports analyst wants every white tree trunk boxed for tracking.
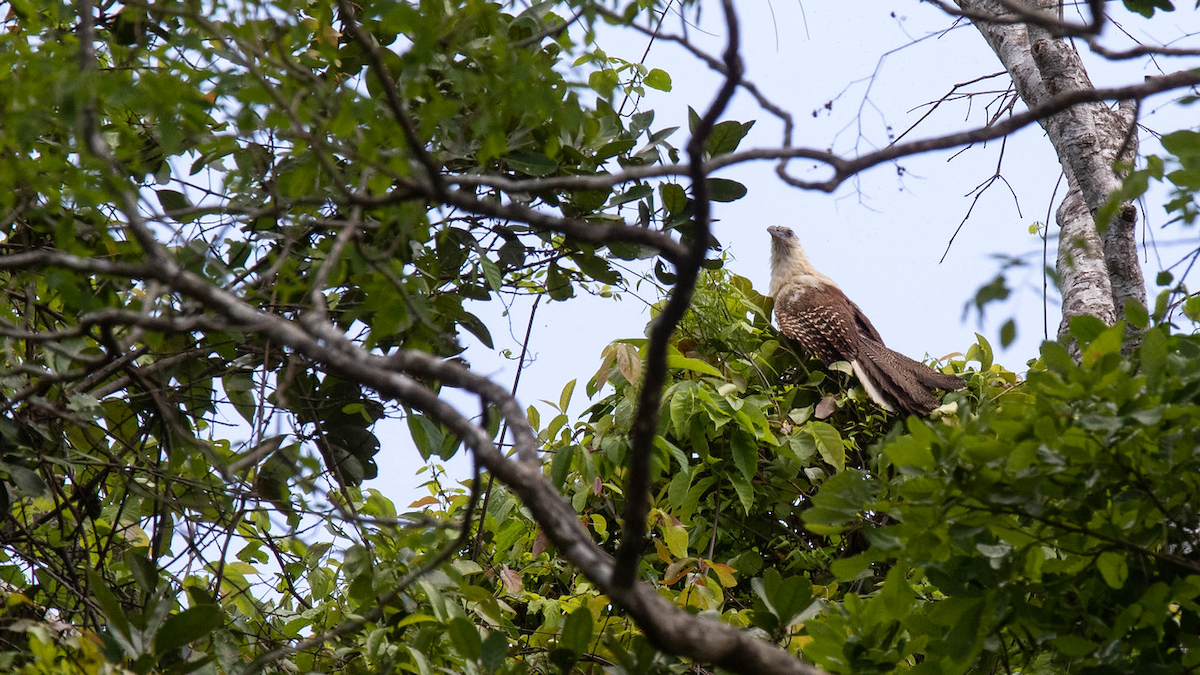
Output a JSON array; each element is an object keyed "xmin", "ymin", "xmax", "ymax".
[{"xmin": 955, "ymin": 0, "xmax": 1144, "ymax": 337}]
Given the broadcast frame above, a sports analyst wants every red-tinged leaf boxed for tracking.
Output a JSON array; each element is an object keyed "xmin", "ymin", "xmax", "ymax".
[
  {"xmin": 408, "ymin": 495, "xmax": 439, "ymax": 508},
  {"xmin": 531, "ymin": 530, "xmax": 548, "ymax": 559},
  {"xmin": 663, "ymin": 558, "xmax": 695, "ymax": 585},
  {"xmin": 710, "ymin": 562, "xmax": 738, "ymax": 588},
  {"xmin": 592, "ymin": 476, "xmax": 603, "ymax": 496}
]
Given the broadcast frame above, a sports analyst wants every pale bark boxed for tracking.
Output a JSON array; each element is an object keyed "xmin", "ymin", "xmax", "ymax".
[{"xmin": 955, "ymin": 0, "xmax": 1144, "ymax": 337}]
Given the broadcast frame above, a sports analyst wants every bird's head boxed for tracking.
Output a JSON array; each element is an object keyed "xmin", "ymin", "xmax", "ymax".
[
  {"xmin": 767, "ymin": 225, "xmax": 825, "ymax": 296},
  {"xmin": 767, "ymin": 226, "xmax": 801, "ymax": 259},
  {"xmin": 767, "ymin": 225, "xmax": 796, "ymax": 242}
]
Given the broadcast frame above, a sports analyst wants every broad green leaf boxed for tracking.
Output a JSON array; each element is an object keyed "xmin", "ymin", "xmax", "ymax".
[
  {"xmin": 803, "ymin": 469, "xmax": 873, "ymax": 534},
  {"xmin": 1097, "ymin": 551, "xmax": 1128, "ymax": 589},
  {"xmin": 667, "ymin": 354, "xmax": 722, "ymax": 378},
  {"xmin": 505, "ymin": 152, "xmax": 558, "ymax": 176},
  {"xmin": 0, "ymin": 461, "xmax": 48, "ymax": 497},
  {"xmin": 729, "ymin": 470, "xmax": 754, "ymax": 514},
  {"xmin": 447, "ymin": 617, "xmax": 482, "ymax": 660},
  {"xmin": 644, "ymin": 68, "xmax": 672, "ymax": 91},
  {"xmin": 660, "ymin": 182, "xmax": 687, "ymax": 215},
  {"xmin": 808, "ymin": 421, "xmax": 844, "ymax": 473},
  {"xmin": 154, "ymin": 605, "xmax": 224, "ymax": 656},
  {"xmin": 560, "ymin": 606, "xmax": 593, "ymax": 655},
  {"xmin": 705, "ymin": 119, "xmax": 753, "ymax": 157},
  {"xmin": 480, "ymin": 631, "xmax": 508, "ymax": 673},
  {"xmin": 559, "ymin": 379, "xmax": 576, "ymax": 412},
  {"xmin": 730, "ymin": 428, "xmax": 758, "ymax": 483},
  {"xmin": 705, "ymin": 178, "xmax": 747, "ymax": 202}
]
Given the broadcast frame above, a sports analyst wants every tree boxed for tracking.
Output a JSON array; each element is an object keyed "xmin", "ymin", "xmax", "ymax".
[{"xmin": 0, "ymin": 1, "xmax": 1197, "ymax": 674}]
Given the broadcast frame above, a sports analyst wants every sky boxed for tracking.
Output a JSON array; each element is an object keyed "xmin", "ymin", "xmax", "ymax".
[{"xmin": 367, "ymin": 1, "xmax": 1200, "ymax": 505}]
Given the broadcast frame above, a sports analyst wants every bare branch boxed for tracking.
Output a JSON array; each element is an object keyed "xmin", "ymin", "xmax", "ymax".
[{"xmin": 444, "ymin": 70, "xmax": 1200, "ymax": 195}]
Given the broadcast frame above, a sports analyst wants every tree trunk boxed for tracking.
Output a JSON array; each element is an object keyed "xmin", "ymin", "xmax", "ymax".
[{"xmin": 955, "ymin": 0, "xmax": 1144, "ymax": 337}]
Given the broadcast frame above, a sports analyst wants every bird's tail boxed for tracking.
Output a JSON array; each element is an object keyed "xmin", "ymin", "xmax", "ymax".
[{"xmin": 854, "ymin": 339, "xmax": 964, "ymax": 416}]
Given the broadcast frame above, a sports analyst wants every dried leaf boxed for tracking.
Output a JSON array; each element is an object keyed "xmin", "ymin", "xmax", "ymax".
[
  {"xmin": 614, "ymin": 342, "xmax": 642, "ymax": 384},
  {"xmin": 531, "ymin": 530, "xmax": 548, "ymax": 559},
  {"xmin": 499, "ymin": 565, "xmax": 523, "ymax": 597},
  {"xmin": 815, "ymin": 396, "xmax": 838, "ymax": 420}
]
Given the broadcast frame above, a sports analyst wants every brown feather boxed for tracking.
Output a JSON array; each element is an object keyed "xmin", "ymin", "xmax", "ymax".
[{"xmin": 768, "ymin": 226, "xmax": 963, "ymax": 417}]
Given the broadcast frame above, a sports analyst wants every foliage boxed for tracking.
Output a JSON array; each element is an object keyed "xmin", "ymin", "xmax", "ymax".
[
  {"xmin": 3, "ymin": 0, "xmax": 1200, "ymax": 674},
  {"xmin": 0, "ymin": 0, "xmax": 748, "ymax": 672}
]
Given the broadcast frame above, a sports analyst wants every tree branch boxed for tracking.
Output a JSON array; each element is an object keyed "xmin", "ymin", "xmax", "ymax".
[{"xmin": 613, "ymin": 0, "xmax": 743, "ymax": 590}]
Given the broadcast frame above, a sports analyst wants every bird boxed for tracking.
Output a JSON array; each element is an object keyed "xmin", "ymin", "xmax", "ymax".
[{"xmin": 767, "ymin": 225, "xmax": 964, "ymax": 417}]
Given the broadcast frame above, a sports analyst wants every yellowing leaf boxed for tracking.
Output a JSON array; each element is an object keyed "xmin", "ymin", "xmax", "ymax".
[
  {"xmin": 654, "ymin": 539, "xmax": 672, "ymax": 563},
  {"xmin": 709, "ymin": 562, "xmax": 737, "ymax": 588},
  {"xmin": 663, "ymin": 523, "xmax": 689, "ymax": 558}
]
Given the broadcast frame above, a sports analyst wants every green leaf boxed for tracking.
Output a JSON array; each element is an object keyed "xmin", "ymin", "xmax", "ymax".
[
  {"xmin": 547, "ymin": 261, "xmax": 574, "ymax": 301},
  {"xmin": 156, "ymin": 188, "xmax": 192, "ymax": 216},
  {"xmin": 560, "ymin": 606, "xmax": 593, "ymax": 655},
  {"xmin": 1040, "ymin": 340, "xmax": 1075, "ymax": 375},
  {"xmin": 1053, "ymin": 634, "xmax": 1098, "ymax": 656},
  {"xmin": 705, "ymin": 120, "xmax": 753, "ymax": 157},
  {"xmin": 730, "ymin": 428, "xmax": 758, "ymax": 483},
  {"xmin": 223, "ymin": 371, "xmax": 257, "ymax": 424},
  {"xmin": 705, "ymin": 178, "xmax": 747, "ymax": 202},
  {"xmin": 729, "ymin": 470, "xmax": 755, "ymax": 514},
  {"xmin": 459, "ymin": 310, "xmax": 495, "ymax": 348},
  {"xmin": 803, "ymin": 469, "xmax": 873, "ymax": 534},
  {"xmin": 406, "ymin": 411, "xmax": 444, "ymax": 460},
  {"xmin": 1124, "ymin": 298, "xmax": 1149, "ymax": 329},
  {"xmin": 126, "ymin": 551, "xmax": 159, "ymax": 594},
  {"xmin": 447, "ymin": 617, "xmax": 482, "ymax": 660},
  {"xmin": 1068, "ymin": 314, "xmax": 1108, "ymax": 344},
  {"xmin": 0, "ymin": 461, "xmax": 48, "ymax": 497},
  {"xmin": 773, "ymin": 575, "xmax": 813, "ymax": 624},
  {"xmin": 1081, "ymin": 322, "xmax": 1125, "ymax": 364},
  {"xmin": 1139, "ymin": 326, "xmax": 1168, "ymax": 387},
  {"xmin": 588, "ymin": 69, "xmax": 620, "ymax": 97},
  {"xmin": 643, "ymin": 68, "xmax": 672, "ymax": 91},
  {"xmin": 660, "ymin": 182, "xmax": 687, "ymax": 215},
  {"xmin": 667, "ymin": 353, "xmax": 722, "ymax": 378},
  {"xmin": 1096, "ymin": 551, "xmax": 1128, "ymax": 589},
  {"xmin": 154, "ymin": 605, "xmax": 224, "ymax": 656},
  {"xmin": 506, "ymin": 152, "xmax": 558, "ymax": 177},
  {"xmin": 479, "ymin": 257, "xmax": 502, "ymax": 293},
  {"xmin": 1121, "ymin": 0, "xmax": 1173, "ymax": 19},
  {"xmin": 999, "ymin": 318, "xmax": 1016, "ymax": 348},
  {"xmin": 662, "ymin": 523, "xmax": 688, "ymax": 559},
  {"xmin": 966, "ymin": 332, "xmax": 994, "ymax": 371},
  {"xmin": 87, "ymin": 571, "xmax": 136, "ymax": 656},
  {"xmin": 808, "ymin": 421, "xmax": 844, "ymax": 473},
  {"xmin": 550, "ymin": 445, "xmax": 575, "ymax": 489},
  {"xmin": 480, "ymin": 631, "xmax": 508, "ymax": 673}
]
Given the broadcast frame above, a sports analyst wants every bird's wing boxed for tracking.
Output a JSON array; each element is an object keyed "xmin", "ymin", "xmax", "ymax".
[{"xmin": 773, "ymin": 284, "xmax": 862, "ymax": 366}]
